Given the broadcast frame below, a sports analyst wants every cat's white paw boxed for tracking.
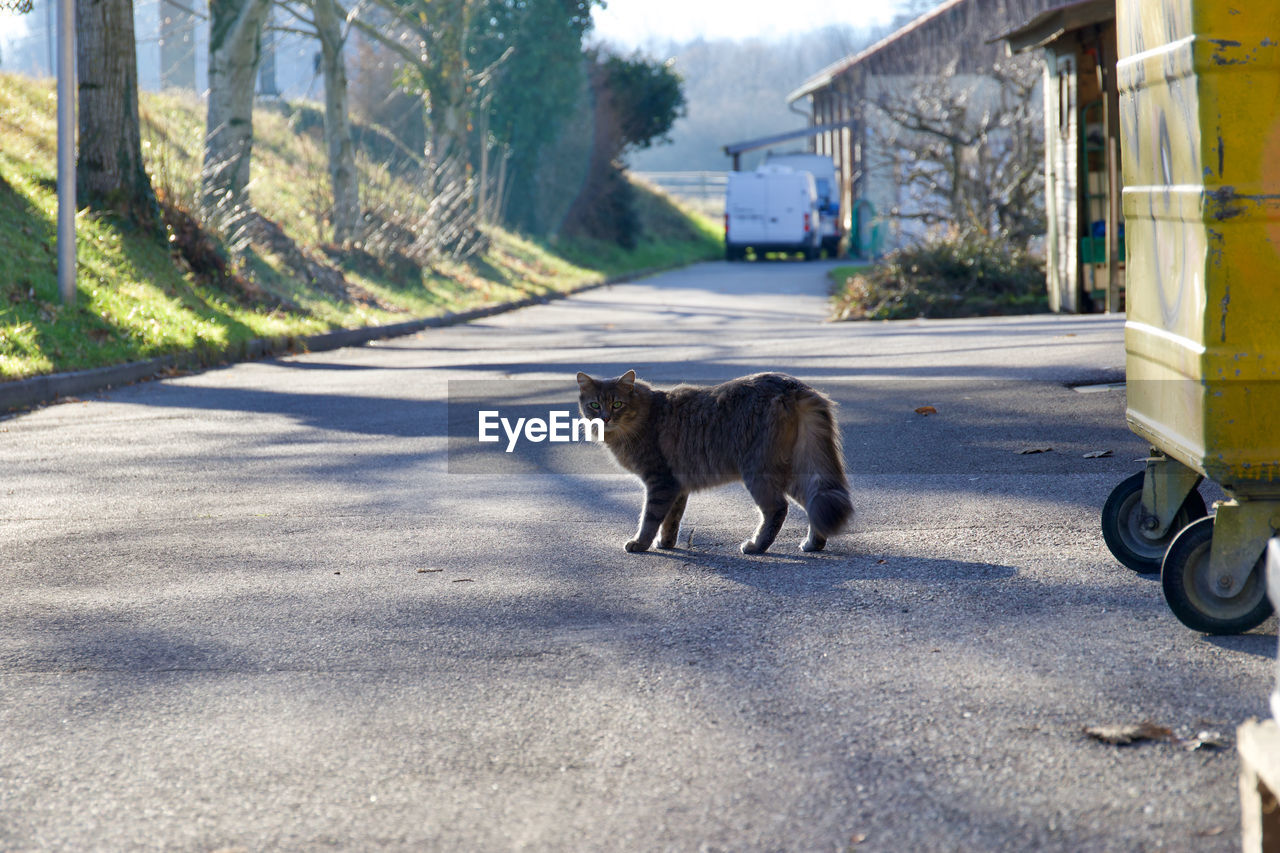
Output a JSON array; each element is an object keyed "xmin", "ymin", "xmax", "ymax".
[
  {"xmin": 740, "ymin": 540, "xmax": 762, "ymax": 555},
  {"xmin": 625, "ymin": 539, "xmax": 649, "ymax": 553}
]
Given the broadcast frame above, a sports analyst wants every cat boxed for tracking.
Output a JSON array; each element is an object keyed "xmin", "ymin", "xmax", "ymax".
[{"xmin": 576, "ymin": 370, "xmax": 853, "ymax": 555}]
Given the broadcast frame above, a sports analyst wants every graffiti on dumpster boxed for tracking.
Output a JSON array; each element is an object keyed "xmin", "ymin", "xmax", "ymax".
[
  {"xmin": 1118, "ymin": 0, "xmax": 1280, "ymax": 360},
  {"xmin": 1118, "ymin": 6, "xmax": 1203, "ymax": 337}
]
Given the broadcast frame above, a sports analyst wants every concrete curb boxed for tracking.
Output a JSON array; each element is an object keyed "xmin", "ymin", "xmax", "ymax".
[{"xmin": 0, "ymin": 263, "xmax": 686, "ymax": 413}]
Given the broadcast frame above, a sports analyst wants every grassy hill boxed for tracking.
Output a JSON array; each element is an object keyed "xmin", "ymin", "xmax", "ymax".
[{"xmin": 0, "ymin": 75, "xmax": 720, "ymax": 382}]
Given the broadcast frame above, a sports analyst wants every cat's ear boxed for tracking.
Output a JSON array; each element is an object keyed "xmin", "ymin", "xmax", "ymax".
[
  {"xmin": 616, "ymin": 370, "xmax": 636, "ymax": 392},
  {"xmin": 576, "ymin": 372, "xmax": 596, "ymax": 392}
]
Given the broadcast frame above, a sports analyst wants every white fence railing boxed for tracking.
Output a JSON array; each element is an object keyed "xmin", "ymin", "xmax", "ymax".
[{"xmin": 632, "ymin": 171, "xmax": 728, "ymax": 214}]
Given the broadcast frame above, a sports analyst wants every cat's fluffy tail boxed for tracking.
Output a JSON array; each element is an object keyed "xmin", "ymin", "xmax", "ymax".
[{"xmin": 792, "ymin": 391, "xmax": 854, "ymax": 538}]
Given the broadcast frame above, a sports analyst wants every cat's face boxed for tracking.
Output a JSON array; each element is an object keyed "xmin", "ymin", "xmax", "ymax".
[{"xmin": 576, "ymin": 370, "xmax": 640, "ymax": 435}]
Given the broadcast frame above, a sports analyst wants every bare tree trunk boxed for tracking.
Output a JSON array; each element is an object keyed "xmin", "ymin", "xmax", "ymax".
[
  {"xmin": 313, "ymin": 0, "xmax": 360, "ymax": 244},
  {"xmin": 202, "ymin": 0, "xmax": 272, "ymax": 235},
  {"xmin": 77, "ymin": 0, "xmax": 156, "ymax": 223},
  {"xmin": 476, "ymin": 97, "xmax": 489, "ymax": 223},
  {"xmin": 430, "ymin": 94, "xmax": 468, "ymax": 172},
  {"xmin": 424, "ymin": 0, "xmax": 472, "ymax": 168},
  {"xmin": 494, "ymin": 146, "xmax": 510, "ymax": 223}
]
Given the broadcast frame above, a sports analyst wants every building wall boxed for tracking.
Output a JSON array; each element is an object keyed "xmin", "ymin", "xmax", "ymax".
[
  {"xmin": 1044, "ymin": 48, "xmax": 1080, "ymax": 312},
  {"xmin": 796, "ymin": 0, "xmax": 1063, "ymax": 256},
  {"xmin": 1040, "ymin": 20, "xmax": 1125, "ymax": 314},
  {"xmin": 847, "ymin": 72, "xmax": 1042, "ymax": 253}
]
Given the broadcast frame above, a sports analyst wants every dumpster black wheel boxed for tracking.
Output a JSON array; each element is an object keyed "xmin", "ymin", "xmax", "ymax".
[
  {"xmin": 1161, "ymin": 515, "xmax": 1273, "ymax": 635},
  {"xmin": 1100, "ymin": 472, "xmax": 1207, "ymax": 574}
]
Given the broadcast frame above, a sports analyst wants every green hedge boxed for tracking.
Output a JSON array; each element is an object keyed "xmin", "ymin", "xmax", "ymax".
[{"xmin": 832, "ymin": 236, "xmax": 1047, "ymax": 321}]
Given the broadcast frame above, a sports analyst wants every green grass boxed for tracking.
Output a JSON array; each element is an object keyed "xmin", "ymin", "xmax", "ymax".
[
  {"xmin": 0, "ymin": 76, "xmax": 717, "ymax": 382},
  {"xmin": 551, "ymin": 179, "xmax": 723, "ymax": 276},
  {"xmin": 827, "ymin": 264, "xmax": 865, "ymax": 296}
]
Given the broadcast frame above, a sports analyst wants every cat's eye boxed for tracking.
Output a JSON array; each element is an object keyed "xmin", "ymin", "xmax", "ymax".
[
  {"xmin": 611, "ymin": 401, "xmax": 624, "ymax": 409},
  {"xmin": 588, "ymin": 401, "xmax": 600, "ymax": 410}
]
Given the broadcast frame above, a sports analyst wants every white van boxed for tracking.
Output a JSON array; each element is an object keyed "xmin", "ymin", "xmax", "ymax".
[
  {"xmin": 763, "ymin": 153, "xmax": 841, "ymax": 256},
  {"xmin": 724, "ymin": 166, "xmax": 821, "ymax": 261}
]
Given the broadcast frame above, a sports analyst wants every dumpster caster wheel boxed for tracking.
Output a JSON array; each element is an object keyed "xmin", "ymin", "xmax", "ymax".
[
  {"xmin": 1161, "ymin": 516, "xmax": 1273, "ymax": 634},
  {"xmin": 1101, "ymin": 472, "xmax": 1207, "ymax": 574}
]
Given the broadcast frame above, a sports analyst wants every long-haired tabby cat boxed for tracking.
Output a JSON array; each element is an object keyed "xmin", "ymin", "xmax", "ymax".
[{"xmin": 576, "ymin": 370, "xmax": 853, "ymax": 554}]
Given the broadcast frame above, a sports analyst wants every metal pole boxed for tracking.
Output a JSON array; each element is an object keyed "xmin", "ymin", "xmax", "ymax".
[{"xmin": 55, "ymin": 0, "xmax": 75, "ymax": 305}]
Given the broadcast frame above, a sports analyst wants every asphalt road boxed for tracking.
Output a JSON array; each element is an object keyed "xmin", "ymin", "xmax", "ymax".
[{"xmin": 2, "ymin": 259, "xmax": 1275, "ymax": 851}]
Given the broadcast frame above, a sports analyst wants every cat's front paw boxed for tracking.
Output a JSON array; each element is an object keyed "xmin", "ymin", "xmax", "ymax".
[
  {"xmin": 625, "ymin": 539, "xmax": 649, "ymax": 553},
  {"xmin": 740, "ymin": 540, "xmax": 763, "ymax": 555},
  {"xmin": 800, "ymin": 536, "xmax": 826, "ymax": 552},
  {"xmin": 657, "ymin": 535, "xmax": 679, "ymax": 549}
]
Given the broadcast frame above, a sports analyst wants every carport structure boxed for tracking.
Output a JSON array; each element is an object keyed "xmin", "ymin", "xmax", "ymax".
[
  {"xmin": 999, "ymin": 0, "xmax": 1124, "ymax": 314},
  {"xmin": 785, "ymin": 0, "xmax": 1065, "ymax": 259}
]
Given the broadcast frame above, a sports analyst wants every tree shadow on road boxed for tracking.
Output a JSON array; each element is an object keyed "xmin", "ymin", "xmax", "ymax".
[{"xmin": 108, "ymin": 383, "xmax": 449, "ymax": 438}]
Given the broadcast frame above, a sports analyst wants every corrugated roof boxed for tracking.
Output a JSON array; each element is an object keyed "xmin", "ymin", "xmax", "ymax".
[
  {"xmin": 722, "ymin": 120, "xmax": 856, "ymax": 157},
  {"xmin": 785, "ymin": 0, "xmax": 970, "ymax": 103},
  {"xmin": 993, "ymin": 0, "xmax": 1114, "ymax": 51}
]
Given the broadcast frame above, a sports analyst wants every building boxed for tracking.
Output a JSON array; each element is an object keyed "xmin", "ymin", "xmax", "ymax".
[
  {"xmin": 786, "ymin": 0, "xmax": 1125, "ymax": 313},
  {"xmin": 1000, "ymin": 0, "xmax": 1122, "ymax": 313},
  {"xmin": 786, "ymin": 0, "xmax": 1061, "ymax": 257}
]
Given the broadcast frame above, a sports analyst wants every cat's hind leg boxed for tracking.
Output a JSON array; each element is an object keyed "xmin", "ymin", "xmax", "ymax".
[
  {"xmin": 800, "ymin": 532, "xmax": 826, "ymax": 552},
  {"xmin": 786, "ymin": 482, "xmax": 827, "ymax": 552},
  {"xmin": 658, "ymin": 492, "xmax": 689, "ymax": 549},
  {"xmin": 741, "ymin": 474, "xmax": 788, "ymax": 555}
]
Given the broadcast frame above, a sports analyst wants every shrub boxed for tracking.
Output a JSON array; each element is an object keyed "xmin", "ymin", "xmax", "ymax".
[{"xmin": 831, "ymin": 235, "xmax": 1047, "ymax": 320}]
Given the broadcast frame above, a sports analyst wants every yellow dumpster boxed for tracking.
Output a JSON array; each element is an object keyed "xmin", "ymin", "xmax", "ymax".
[{"xmin": 1100, "ymin": 0, "xmax": 1280, "ymax": 633}]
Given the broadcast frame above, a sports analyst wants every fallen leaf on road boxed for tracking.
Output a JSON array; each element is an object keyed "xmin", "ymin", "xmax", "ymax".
[
  {"xmin": 1017, "ymin": 446, "xmax": 1052, "ymax": 455},
  {"xmin": 1179, "ymin": 730, "xmax": 1227, "ymax": 751},
  {"xmin": 1193, "ymin": 826, "xmax": 1226, "ymax": 838},
  {"xmin": 418, "ymin": 568, "xmax": 443, "ymax": 573},
  {"xmin": 1083, "ymin": 450, "xmax": 1113, "ymax": 458},
  {"xmin": 1083, "ymin": 721, "xmax": 1172, "ymax": 745},
  {"xmin": 850, "ymin": 833, "xmax": 868, "ymax": 845},
  {"xmin": 914, "ymin": 405, "xmax": 937, "ymax": 416},
  {"xmin": 452, "ymin": 578, "xmax": 474, "ymax": 583}
]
